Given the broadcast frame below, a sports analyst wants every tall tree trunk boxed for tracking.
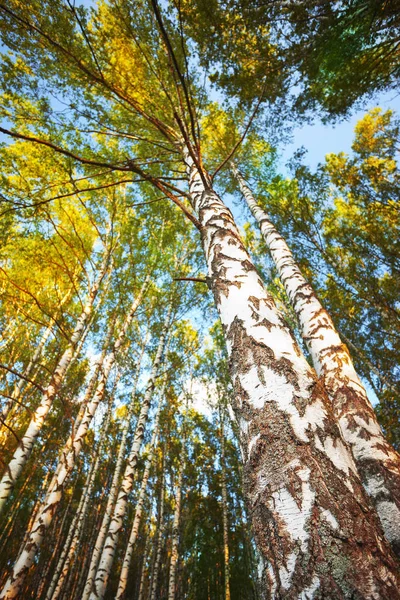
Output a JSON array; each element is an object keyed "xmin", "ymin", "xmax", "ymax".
[
  {"xmin": 167, "ymin": 442, "xmax": 185, "ymax": 600},
  {"xmin": 232, "ymin": 163, "xmax": 400, "ymax": 553},
  {"xmin": 0, "ymin": 285, "xmax": 74, "ymax": 429},
  {"xmin": 89, "ymin": 302, "xmax": 173, "ymax": 600},
  {"xmin": 45, "ymin": 399, "xmax": 113, "ymax": 600},
  {"xmin": 149, "ymin": 451, "xmax": 166, "ymax": 600},
  {"xmin": 80, "ymin": 330, "xmax": 150, "ymax": 600},
  {"xmin": 0, "ymin": 274, "xmax": 150, "ymax": 600},
  {"xmin": 182, "ymin": 149, "xmax": 400, "ymax": 598},
  {"xmin": 219, "ymin": 405, "xmax": 231, "ymax": 600},
  {"xmin": 0, "ymin": 245, "xmax": 111, "ymax": 512},
  {"xmin": 115, "ymin": 382, "xmax": 165, "ymax": 600},
  {"xmin": 137, "ymin": 532, "xmax": 152, "ymax": 600}
]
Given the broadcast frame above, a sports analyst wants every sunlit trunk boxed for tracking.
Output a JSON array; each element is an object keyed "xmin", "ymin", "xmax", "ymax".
[
  {"xmin": 89, "ymin": 303, "xmax": 172, "ymax": 600},
  {"xmin": 0, "ymin": 245, "xmax": 111, "ymax": 512},
  {"xmin": 115, "ymin": 381, "xmax": 164, "ymax": 600},
  {"xmin": 232, "ymin": 163, "xmax": 400, "ymax": 554},
  {"xmin": 182, "ymin": 148, "xmax": 400, "ymax": 598}
]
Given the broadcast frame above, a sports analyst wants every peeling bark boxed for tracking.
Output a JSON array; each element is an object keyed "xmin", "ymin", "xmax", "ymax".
[
  {"xmin": 182, "ymin": 148, "xmax": 400, "ymax": 599},
  {"xmin": 232, "ymin": 163, "xmax": 400, "ymax": 554}
]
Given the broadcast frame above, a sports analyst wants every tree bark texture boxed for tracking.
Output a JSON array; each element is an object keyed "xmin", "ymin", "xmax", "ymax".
[
  {"xmin": 232, "ymin": 163, "xmax": 400, "ymax": 554},
  {"xmin": 183, "ymin": 148, "xmax": 400, "ymax": 599}
]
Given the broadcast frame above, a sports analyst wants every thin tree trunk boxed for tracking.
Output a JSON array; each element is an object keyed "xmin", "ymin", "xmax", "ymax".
[
  {"xmin": 149, "ymin": 451, "xmax": 166, "ymax": 600},
  {"xmin": 183, "ymin": 149, "xmax": 400, "ymax": 598},
  {"xmin": 232, "ymin": 163, "xmax": 400, "ymax": 553},
  {"xmin": 89, "ymin": 303, "xmax": 173, "ymax": 600},
  {"xmin": 0, "ymin": 274, "xmax": 150, "ymax": 600},
  {"xmin": 0, "ymin": 245, "xmax": 111, "ymax": 512},
  {"xmin": 137, "ymin": 532, "xmax": 152, "ymax": 600},
  {"xmin": 115, "ymin": 382, "xmax": 165, "ymax": 600},
  {"xmin": 167, "ymin": 444, "xmax": 185, "ymax": 600},
  {"xmin": 45, "ymin": 399, "xmax": 113, "ymax": 600},
  {"xmin": 0, "ymin": 288, "xmax": 69, "ymax": 427},
  {"xmin": 80, "ymin": 330, "xmax": 150, "ymax": 600},
  {"xmin": 219, "ymin": 405, "xmax": 231, "ymax": 600}
]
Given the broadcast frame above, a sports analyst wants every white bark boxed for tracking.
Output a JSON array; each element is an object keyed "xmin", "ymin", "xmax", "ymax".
[
  {"xmin": 0, "ymin": 275, "xmax": 149, "ymax": 600},
  {"xmin": 115, "ymin": 388, "xmax": 164, "ymax": 600},
  {"xmin": 149, "ymin": 453, "xmax": 166, "ymax": 600},
  {"xmin": 182, "ymin": 148, "xmax": 400, "ymax": 598},
  {"xmin": 0, "ymin": 246, "xmax": 111, "ymax": 512},
  {"xmin": 137, "ymin": 531, "xmax": 152, "ymax": 600},
  {"xmin": 167, "ymin": 444, "xmax": 185, "ymax": 600},
  {"xmin": 80, "ymin": 331, "xmax": 150, "ymax": 600},
  {"xmin": 89, "ymin": 303, "xmax": 173, "ymax": 600},
  {"xmin": 46, "ymin": 401, "xmax": 112, "ymax": 600},
  {"xmin": 232, "ymin": 163, "xmax": 400, "ymax": 553}
]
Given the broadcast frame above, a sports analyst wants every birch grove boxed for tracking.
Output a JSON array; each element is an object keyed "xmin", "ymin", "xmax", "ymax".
[{"xmin": 0, "ymin": 1, "xmax": 399, "ymax": 598}]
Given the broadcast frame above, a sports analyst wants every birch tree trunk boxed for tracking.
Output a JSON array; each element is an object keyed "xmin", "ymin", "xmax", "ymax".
[
  {"xmin": 149, "ymin": 452, "xmax": 166, "ymax": 600},
  {"xmin": 0, "ymin": 245, "xmax": 111, "ymax": 512},
  {"xmin": 0, "ymin": 275, "xmax": 150, "ymax": 600},
  {"xmin": 115, "ymin": 383, "xmax": 164, "ymax": 600},
  {"xmin": 80, "ymin": 330, "xmax": 150, "ymax": 600},
  {"xmin": 0, "ymin": 285, "xmax": 73, "ymax": 429},
  {"xmin": 219, "ymin": 405, "xmax": 231, "ymax": 600},
  {"xmin": 182, "ymin": 149, "xmax": 400, "ymax": 598},
  {"xmin": 89, "ymin": 303, "xmax": 173, "ymax": 600},
  {"xmin": 137, "ymin": 532, "xmax": 152, "ymax": 600},
  {"xmin": 167, "ymin": 445, "xmax": 185, "ymax": 600},
  {"xmin": 232, "ymin": 163, "xmax": 400, "ymax": 554},
  {"xmin": 45, "ymin": 399, "xmax": 113, "ymax": 600}
]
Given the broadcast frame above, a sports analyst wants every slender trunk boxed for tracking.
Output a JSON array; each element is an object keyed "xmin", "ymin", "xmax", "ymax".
[
  {"xmin": 45, "ymin": 400, "xmax": 112, "ymax": 600},
  {"xmin": 115, "ymin": 385, "xmax": 165, "ymax": 600},
  {"xmin": 80, "ymin": 330, "xmax": 150, "ymax": 600},
  {"xmin": 183, "ymin": 149, "xmax": 399, "ymax": 598},
  {"xmin": 149, "ymin": 452, "xmax": 166, "ymax": 600},
  {"xmin": 0, "ymin": 274, "xmax": 149, "ymax": 600},
  {"xmin": 34, "ymin": 490, "xmax": 75, "ymax": 600},
  {"xmin": 167, "ymin": 445, "xmax": 185, "ymax": 600},
  {"xmin": 89, "ymin": 303, "xmax": 173, "ymax": 600},
  {"xmin": 0, "ymin": 246, "xmax": 111, "ymax": 512},
  {"xmin": 137, "ymin": 532, "xmax": 152, "ymax": 600},
  {"xmin": 219, "ymin": 406, "xmax": 231, "ymax": 600},
  {"xmin": 232, "ymin": 163, "xmax": 400, "ymax": 554}
]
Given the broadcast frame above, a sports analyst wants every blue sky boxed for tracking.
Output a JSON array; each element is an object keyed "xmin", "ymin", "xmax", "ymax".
[{"xmin": 280, "ymin": 89, "xmax": 400, "ymax": 171}]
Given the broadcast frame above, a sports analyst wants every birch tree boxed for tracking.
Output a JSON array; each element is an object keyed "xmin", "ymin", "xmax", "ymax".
[
  {"xmin": 232, "ymin": 162, "xmax": 400, "ymax": 553},
  {"xmin": 0, "ymin": 243, "xmax": 112, "ymax": 512},
  {"xmin": 0, "ymin": 2, "xmax": 400, "ymax": 598}
]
